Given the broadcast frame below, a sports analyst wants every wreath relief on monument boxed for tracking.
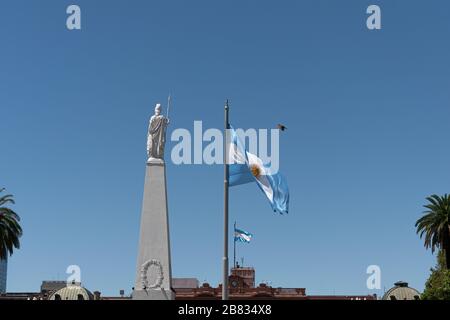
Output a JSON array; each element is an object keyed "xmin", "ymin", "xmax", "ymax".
[{"xmin": 140, "ymin": 259, "xmax": 164, "ymax": 289}]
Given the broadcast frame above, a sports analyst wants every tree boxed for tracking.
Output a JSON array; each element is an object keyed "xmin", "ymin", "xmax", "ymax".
[
  {"xmin": 415, "ymin": 194, "xmax": 450, "ymax": 269},
  {"xmin": 421, "ymin": 251, "xmax": 450, "ymax": 300},
  {"xmin": 0, "ymin": 188, "xmax": 23, "ymax": 260}
]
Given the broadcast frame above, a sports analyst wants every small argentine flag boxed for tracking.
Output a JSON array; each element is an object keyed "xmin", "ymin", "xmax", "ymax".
[
  {"xmin": 227, "ymin": 125, "xmax": 289, "ymax": 214},
  {"xmin": 234, "ymin": 228, "xmax": 253, "ymax": 243}
]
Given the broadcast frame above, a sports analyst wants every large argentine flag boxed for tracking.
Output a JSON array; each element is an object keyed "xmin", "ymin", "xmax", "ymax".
[
  {"xmin": 234, "ymin": 228, "xmax": 253, "ymax": 243},
  {"xmin": 227, "ymin": 126, "xmax": 289, "ymax": 214}
]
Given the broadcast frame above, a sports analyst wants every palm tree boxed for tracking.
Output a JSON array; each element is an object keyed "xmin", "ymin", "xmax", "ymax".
[
  {"xmin": 416, "ymin": 194, "xmax": 450, "ymax": 269},
  {"xmin": 0, "ymin": 188, "xmax": 23, "ymax": 260}
]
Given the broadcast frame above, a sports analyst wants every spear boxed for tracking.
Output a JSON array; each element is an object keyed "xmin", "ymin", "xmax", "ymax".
[{"xmin": 167, "ymin": 94, "xmax": 171, "ymax": 120}]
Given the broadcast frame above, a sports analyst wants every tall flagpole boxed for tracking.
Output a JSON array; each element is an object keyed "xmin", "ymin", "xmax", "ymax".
[
  {"xmin": 233, "ymin": 221, "xmax": 236, "ymax": 268},
  {"xmin": 222, "ymin": 99, "xmax": 230, "ymax": 300}
]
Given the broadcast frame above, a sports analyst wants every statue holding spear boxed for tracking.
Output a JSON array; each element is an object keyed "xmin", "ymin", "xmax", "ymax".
[{"xmin": 146, "ymin": 95, "xmax": 171, "ymax": 162}]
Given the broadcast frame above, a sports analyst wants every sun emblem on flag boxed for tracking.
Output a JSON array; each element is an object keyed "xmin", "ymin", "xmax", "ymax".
[{"xmin": 250, "ymin": 164, "xmax": 261, "ymax": 178}]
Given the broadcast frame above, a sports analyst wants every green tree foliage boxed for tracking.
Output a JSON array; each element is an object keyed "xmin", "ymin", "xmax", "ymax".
[
  {"xmin": 415, "ymin": 194, "xmax": 450, "ymax": 269},
  {"xmin": 422, "ymin": 251, "xmax": 450, "ymax": 300},
  {"xmin": 0, "ymin": 188, "xmax": 22, "ymax": 260}
]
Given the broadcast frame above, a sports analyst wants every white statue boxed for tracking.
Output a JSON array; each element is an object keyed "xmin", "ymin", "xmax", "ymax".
[{"xmin": 147, "ymin": 103, "xmax": 169, "ymax": 162}]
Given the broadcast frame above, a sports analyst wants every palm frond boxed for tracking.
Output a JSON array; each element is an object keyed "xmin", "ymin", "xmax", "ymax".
[
  {"xmin": 0, "ymin": 188, "xmax": 22, "ymax": 260},
  {"xmin": 416, "ymin": 194, "xmax": 450, "ymax": 257}
]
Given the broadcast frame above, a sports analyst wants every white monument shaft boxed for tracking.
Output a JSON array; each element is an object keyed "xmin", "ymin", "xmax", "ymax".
[{"xmin": 132, "ymin": 103, "xmax": 174, "ymax": 300}]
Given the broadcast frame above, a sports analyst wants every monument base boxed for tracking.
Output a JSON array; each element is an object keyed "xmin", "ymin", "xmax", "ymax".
[{"xmin": 132, "ymin": 288, "xmax": 175, "ymax": 300}]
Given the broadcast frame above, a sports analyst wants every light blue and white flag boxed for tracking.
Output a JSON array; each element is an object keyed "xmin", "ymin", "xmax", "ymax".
[
  {"xmin": 234, "ymin": 228, "xmax": 253, "ymax": 243},
  {"xmin": 227, "ymin": 126, "xmax": 289, "ymax": 214}
]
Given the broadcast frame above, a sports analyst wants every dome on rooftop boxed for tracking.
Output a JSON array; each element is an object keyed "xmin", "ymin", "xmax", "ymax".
[
  {"xmin": 382, "ymin": 281, "xmax": 420, "ymax": 300},
  {"xmin": 49, "ymin": 283, "xmax": 94, "ymax": 300}
]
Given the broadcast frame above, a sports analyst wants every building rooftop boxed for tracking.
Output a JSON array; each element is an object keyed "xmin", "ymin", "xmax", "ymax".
[
  {"xmin": 172, "ymin": 278, "xmax": 199, "ymax": 289},
  {"xmin": 49, "ymin": 284, "xmax": 94, "ymax": 300},
  {"xmin": 382, "ymin": 281, "xmax": 420, "ymax": 300}
]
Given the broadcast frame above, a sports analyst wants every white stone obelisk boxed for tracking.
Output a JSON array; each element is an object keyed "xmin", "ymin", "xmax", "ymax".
[{"xmin": 132, "ymin": 103, "xmax": 174, "ymax": 300}]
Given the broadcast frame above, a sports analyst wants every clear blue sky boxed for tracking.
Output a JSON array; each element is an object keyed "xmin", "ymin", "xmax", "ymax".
[{"xmin": 1, "ymin": 0, "xmax": 449, "ymax": 296}]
